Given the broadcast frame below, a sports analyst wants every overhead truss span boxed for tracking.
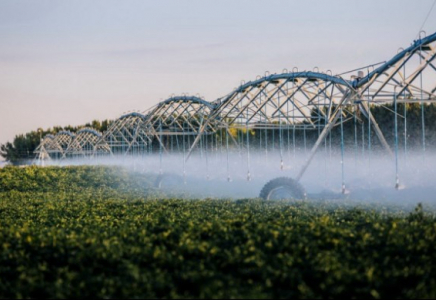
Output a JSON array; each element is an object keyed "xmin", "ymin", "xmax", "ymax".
[
  {"xmin": 99, "ymin": 112, "xmax": 150, "ymax": 156},
  {"xmin": 34, "ymin": 30, "xmax": 436, "ymax": 182},
  {"xmin": 144, "ymin": 96, "xmax": 216, "ymax": 136},
  {"xmin": 211, "ymin": 71, "xmax": 353, "ymax": 130}
]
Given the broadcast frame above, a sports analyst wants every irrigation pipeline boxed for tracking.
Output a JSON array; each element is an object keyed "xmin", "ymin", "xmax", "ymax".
[{"xmin": 33, "ymin": 32, "xmax": 436, "ymax": 192}]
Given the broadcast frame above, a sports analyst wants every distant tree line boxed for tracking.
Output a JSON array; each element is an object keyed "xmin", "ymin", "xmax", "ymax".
[{"xmin": 0, "ymin": 120, "xmax": 110, "ymax": 164}]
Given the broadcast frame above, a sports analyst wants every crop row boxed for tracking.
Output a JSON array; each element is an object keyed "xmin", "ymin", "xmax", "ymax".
[
  {"xmin": 0, "ymin": 165, "xmax": 155, "ymax": 193},
  {"xmin": 0, "ymin": 166, "xmax": 435, "ymax": 298}
]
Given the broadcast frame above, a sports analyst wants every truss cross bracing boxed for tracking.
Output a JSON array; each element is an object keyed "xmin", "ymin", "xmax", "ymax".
[{"xmin": 34, "ymin": 32, "xmax": 436, "ymax": 176}]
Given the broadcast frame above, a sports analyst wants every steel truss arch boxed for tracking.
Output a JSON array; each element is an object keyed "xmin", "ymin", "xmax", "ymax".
[
  {"xmin": 142, "ymin": 95, "xmax": 217, "ymax": 153},
  {"xmin": 185, "ymin": 71, "xmax": 366, "ymax": 161},
  {"xmin": 64, "ymin": 128, "xmax": 110, "ymax": 158},
  {"xmin": 99, "ymin": 112, "xmax": 151, "ymax": 156},
  {"xmin": 34, "ymin": 134, "xmax": 60, "ymax": 160},
  {"xmin": 211, "ymin": 71, "xmax": 353, "ymax": 130},
  {"xmin": 296, "ymin": 33, "xmax": 436, "ymax": 181},
  {"xmin": 53, "ymin": 131, "xmax": 75, "ymax": 158},
  {"xmin": 354, "ymin": 32, "xmax": 436, "ymax": 103},
  {"xmin": 144, "ymin": 96, "xmax": 217, "ymax": 136},
  {"xmin": 32, "ymin": 30, "xmax": 436, "ymax": 189}
]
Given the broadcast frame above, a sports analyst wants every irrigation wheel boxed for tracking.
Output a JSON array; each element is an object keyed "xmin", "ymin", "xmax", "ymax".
[
  {"xmin": 259, "ymin": 177, "xmax": 306, "ymax": 201},
  {"xmin": 154, "ymin": 173, "xmax": 184, "ymax": 189}
]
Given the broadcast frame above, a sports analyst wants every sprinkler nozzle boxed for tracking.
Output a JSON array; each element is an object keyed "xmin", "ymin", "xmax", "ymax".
[
  {"xmin": 247, "ymin": 172, "xmax": 251, "ymax": 181},
  {"xmin": 280, "ymin": 160, "xmax": 284, "ymax": 171},
  {"xmin": 341, "ymin": 184, "xmax": 349, "ymax": 195},
  {"xmin": 395, "ymin": 178, "xmax": 405, "ymax": 190},
  {"xmin": 395, "ymin": 176, "xmax": 401, "ymax": 190}
]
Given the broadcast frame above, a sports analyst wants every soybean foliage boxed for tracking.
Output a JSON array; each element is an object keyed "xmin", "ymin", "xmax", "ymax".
[{"xmin": 0, "ymin": 166, "xmax": 435, "ymax": 298}]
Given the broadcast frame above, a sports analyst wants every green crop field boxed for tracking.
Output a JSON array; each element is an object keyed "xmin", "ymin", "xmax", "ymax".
[{"xmin": 0, "ymin": 166, "xmax": 435, "ymax": 298}]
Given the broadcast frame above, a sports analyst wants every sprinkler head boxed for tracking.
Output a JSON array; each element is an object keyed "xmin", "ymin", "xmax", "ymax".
[
  {"xmin": 395, "ymin": 176, "xmax": 405, "ymax": 190},
  {"xmin": 280, "ymin": 160, "xmax": 284, "ymax": 171},
  {"xmin": 395, "ymin": 182, "xmax": 405, "ymax": 190},
  {"xmin": 341, "ymin": 184, "xmax": 350, "ymax": 195},
  {"xmin": 247, "ymin": 172, "xmax": 251, "ymax": 182}
]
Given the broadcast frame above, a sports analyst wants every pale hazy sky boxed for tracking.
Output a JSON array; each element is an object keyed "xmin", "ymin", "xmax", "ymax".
[{"xmin": 1, "ymin": 0, "xmax": 435, "ymax": 149}]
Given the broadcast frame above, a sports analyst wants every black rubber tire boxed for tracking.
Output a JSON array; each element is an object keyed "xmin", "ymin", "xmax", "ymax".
[
  {"xmin": 154, "ymin": 173, "xmax": 184, "ymax": 189},
  {"xmin": 259, "ymin": 177, "xmax": 306, "ymax": 201}
]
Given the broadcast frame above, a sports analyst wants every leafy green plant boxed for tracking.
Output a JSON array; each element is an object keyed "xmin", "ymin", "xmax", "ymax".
[{"xmin": 0, "ymin": 167, "xmax": 435, "ymax": 298}]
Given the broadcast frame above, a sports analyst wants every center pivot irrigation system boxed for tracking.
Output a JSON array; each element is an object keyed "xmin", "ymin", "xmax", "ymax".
[{"xmin": 35, "ymin": 32, "xmax": 436, "ymax": 200}]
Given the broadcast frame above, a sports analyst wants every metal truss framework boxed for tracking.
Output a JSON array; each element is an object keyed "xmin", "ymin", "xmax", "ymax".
[
  {"xmin": 142, "ymin": 96, "xmax": 218, "ymax": 153},
  {"xmin": 53, "ymin": 131, "xmax": 75, "ymax": 158},
  {"xmin": 185, "ymin": 72, "xmax": 360, "ymax": 159},
  {"xmin": 64, "ymin": 128, "xmax": 110, "ymax": 158},
  {"xmin": 34, "ymin": 134, "xmax": 59, "ymax": 160},
  {"xmin": 355, "ymin": 32, "xmax": 436, "ymax": 103},
  {"xmin": 34, "ymin": 32, "xmax": 436, "ymax": 171},
  {"xmin": 34, "ymin": 131, "xmax": 75, "ymax": 160},
  {"xmin": 297, "ymin": 31, "xmax": 436, "ymax": 181},
  {"xmin": 186, "ymin": 32, "xmax": 436, "ymax": 177},
  {"xmin": 98, "ymin": 112, "xmax": 151, "ymax": 156},
  {"xmin": 212, "ymin": 72, "xmax": 353, "ymax": 130},
  {"xmin": 144, "ymin": 96, "xmax": 217, "ymax": 135}
]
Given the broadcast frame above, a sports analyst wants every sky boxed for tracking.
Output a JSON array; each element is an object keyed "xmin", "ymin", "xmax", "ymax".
[{"xmin": 1, "ymin": 0, "xmax": 436, "ymax": 152}]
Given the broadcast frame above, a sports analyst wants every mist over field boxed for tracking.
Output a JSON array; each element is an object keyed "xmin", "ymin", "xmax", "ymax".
[{"xmin": 35, "ymin": 148, "xmax": 436, "ymax": 204}]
